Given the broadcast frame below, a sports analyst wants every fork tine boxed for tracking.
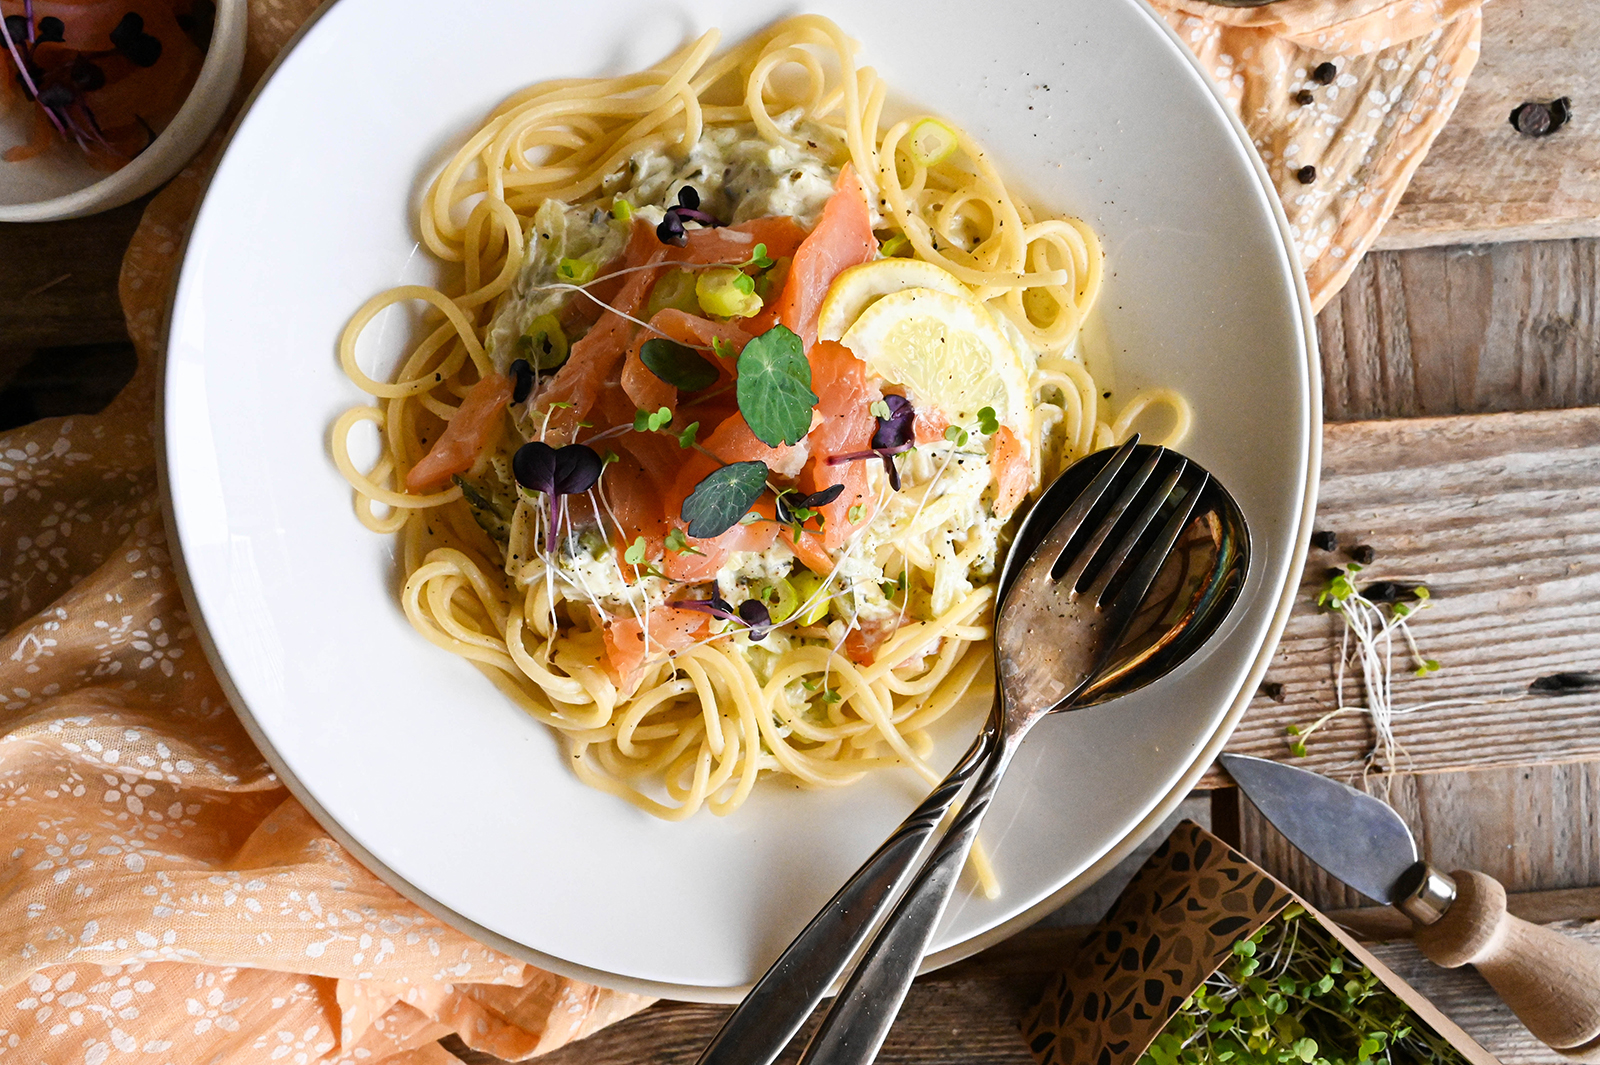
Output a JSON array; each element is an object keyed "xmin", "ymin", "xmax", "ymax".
[
  {"xmin": 1084, "ymin": 455, "xmax": 1188, "ymax": 603},
  {"xmin": 1003, "ymin": 436, "xmax": 1141, "ymax": 605},
  {"xmin": 1056, "ymin": 450, "xmax": 1164, "ymax": 590},
  {"xmin": 1102, "ymin": 472, "xmax": 1212, "ymax": 624}
]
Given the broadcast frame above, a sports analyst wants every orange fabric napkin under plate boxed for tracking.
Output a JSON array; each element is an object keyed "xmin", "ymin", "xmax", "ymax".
[{"xmin": 0, "ymin": 1, "xmax": 1482, "ymax": 1062}]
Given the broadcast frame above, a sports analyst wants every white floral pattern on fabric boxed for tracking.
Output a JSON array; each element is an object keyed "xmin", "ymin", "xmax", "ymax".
[{"xmin": 0, "ymin": 2, "xmax": 651, "ymax": 1063}]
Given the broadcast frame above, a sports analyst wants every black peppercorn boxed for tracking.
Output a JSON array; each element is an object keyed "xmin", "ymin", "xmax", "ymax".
[
  {"xmin": 1312, "ymin": 62, "xmax": 1338, "ymax": 85},
  {"xmin": 1296, "ymin": 165, "xmax": 1317, "ymax": 185},
  {"xmin": 1294, "ymin": 89, "xmax": 1315, "ymax": 106},
  {"xmin": 1351, "ymin": 544, "xmax": 1376, "ymax": 564},
  {"xmin": 1310, "ymin": 530, "xmax": 1337, "ymax": 552},
  {"xmin": 1509, "ymin": 97, "xmax": 1571, "ymax": 138}
]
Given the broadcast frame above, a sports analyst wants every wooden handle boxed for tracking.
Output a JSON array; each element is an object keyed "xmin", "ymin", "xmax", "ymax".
[{"xmin": 1414, "ymin": 869, "xmax": 1600, "ymax": 1058}]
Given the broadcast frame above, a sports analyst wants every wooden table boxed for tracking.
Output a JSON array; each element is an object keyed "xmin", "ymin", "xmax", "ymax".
[{"xmin": 4, "ymin": 3, "xmax": 1598, "ymax": 1060}]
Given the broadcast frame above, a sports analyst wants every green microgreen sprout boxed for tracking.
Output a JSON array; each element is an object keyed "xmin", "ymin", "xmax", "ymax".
[
  {"xmin": 676, "ymin": 420, "xmax": 700, "ymax": 448},
  {"xmin": 1139, "ymin": 907, "xmax": 1468, "ymax": 1065},
  {"xmin": 634, "ymin": 406, "xmax": 673, "ymax": 433},
  {"xmin": 847, "ymin": 503, "xmax": 866, "ymax": 524},
  {"xmin": 711, "ymin": 336, "xmax": 739, "ymax": 360},
  {"xmin": 739, "ymin": 242, "xmax": 775, "ymax": 271},
  {"xmin": 870, "ymin": 399, "xmax": 894, "ymax": 420},
  {"xmin": 665, "ymin": 527, "xmax": 704, "ymax": 556},
  {"xmin": 1292, "ymin": 564, "xmax": 1461, "ymax": 771},
  {"xmin": 822, "ymin": 688, "xmax": 843, "ymax": 704}
]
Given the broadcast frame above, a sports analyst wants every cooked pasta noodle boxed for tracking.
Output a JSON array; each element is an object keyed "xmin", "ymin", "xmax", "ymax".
[{"xmin": 332, "ymin": 16, "xmax": 1189, "ymax": 854}]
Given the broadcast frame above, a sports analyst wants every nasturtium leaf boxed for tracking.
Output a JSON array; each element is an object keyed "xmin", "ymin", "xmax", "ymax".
[
  {"xmin": 737, "ymin": 325, "xmax": 817, "ymax": 446},
  {"xmin": 640, "ymin": 338, "xmax": 719, "ymax": 391},
  {"xmin": 681, "ymin": 460, "xmax": 769, "ymax": 538}
]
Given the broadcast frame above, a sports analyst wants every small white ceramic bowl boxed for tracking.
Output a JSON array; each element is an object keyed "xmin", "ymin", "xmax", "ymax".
[{"xmin": 0, "ymin": 0, "xmax": 245, "ymax": 222}]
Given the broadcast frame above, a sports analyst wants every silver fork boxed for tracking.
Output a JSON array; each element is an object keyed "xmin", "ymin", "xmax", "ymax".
[
  {"xmin": 791, "ymin": 440, "xmax": 1208, "ymax": 1065},
  {"xmin": 694, "ymin": 439, "xmax": 1208, "ymax": 1065}
]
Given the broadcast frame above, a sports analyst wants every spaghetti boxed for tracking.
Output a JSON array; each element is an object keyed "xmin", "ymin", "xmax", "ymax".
[{"xmin": 332, "ymin": 16, "xmax": 1188, "ymax": 839}]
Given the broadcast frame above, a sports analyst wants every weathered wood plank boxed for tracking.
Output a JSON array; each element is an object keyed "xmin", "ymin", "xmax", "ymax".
[
  {"xmin": 1381, "ymin": 0, "xmax": 1600, "ymax": 248},
  {"xmin": 1213, "ymin": 407, "xmax": 1600, "ymax": 786},
  {"xmin": 1320, "ymin": 239, "xmax": 1600, "ymax": 421}
]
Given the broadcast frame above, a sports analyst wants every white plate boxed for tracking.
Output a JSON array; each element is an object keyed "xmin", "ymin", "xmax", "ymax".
[{"xmin": 162, "ymin": 0, "xmax": 1318, "ymax": 1001}]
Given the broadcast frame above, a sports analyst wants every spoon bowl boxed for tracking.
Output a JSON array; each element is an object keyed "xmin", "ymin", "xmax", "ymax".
[{"xmin": 999, "ymin": 443, "xmax": 1251, "ymax": 704}]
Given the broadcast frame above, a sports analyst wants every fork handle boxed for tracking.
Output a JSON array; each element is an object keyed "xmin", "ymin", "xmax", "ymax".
[
  {"xmin": 693, "ymin": 724, "xmax": 998, "ymax": 1065},
  {"xmin": 796, "ymin": 737, "xmax": 1017, "ymax": 1065}
]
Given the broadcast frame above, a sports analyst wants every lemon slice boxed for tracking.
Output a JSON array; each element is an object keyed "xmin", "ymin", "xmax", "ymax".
[
  {"xmin": 840, "ymin": 287, "xmax": 1030, "ymax": 433},
  {"xmin": 816, "ymin": 259, "xmax": 971, "ymax": 343}
]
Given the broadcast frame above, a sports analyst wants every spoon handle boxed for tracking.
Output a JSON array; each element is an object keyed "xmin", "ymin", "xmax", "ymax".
[
  {"xmin": 795, "ymin": 737, "xmax": 1017, "ymax": 1065},
  {"xmin": 693, "ymin": 724, "xmax": 998, "ymax": 1065}
]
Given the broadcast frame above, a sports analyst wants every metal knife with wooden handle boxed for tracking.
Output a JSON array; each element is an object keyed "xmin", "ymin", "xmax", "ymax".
[{"xmin": 1220, "ymin": 753, "xmax": 1600, "ymax": 1061}]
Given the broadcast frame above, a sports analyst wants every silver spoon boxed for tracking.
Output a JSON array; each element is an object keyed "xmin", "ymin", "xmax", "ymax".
[{"xmin": 696, "ymin": 439, "xmax": 1250, "ymax": 1065}]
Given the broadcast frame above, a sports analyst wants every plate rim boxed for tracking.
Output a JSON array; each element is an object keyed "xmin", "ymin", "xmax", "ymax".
[{"xmin": 153, "ymin": 0, "xmax": 1322, "ymax": 1004}]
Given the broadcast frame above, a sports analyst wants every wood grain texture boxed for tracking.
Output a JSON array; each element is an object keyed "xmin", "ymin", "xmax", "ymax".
[
  {"xmin": 1215, "ymin": 407, "xmax": 1600, "ymax": 786},
  {"xmin": 1320, "ymin": 239, "xmax": 1600, "ymax": 421},
  {"xmin": 1380, "ymin": 0, "xmax": 1600, "ymax": 248}
]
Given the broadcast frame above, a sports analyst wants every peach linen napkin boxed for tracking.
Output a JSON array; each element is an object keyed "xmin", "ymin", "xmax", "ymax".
[{"xmin": 0, "ymin": 1, "xmax": 1481, "ymax": 1062}]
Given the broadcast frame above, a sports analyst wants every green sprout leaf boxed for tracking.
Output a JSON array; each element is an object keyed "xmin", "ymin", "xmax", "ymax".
[
  {"xmin": 634, "ymin": 406, "xmax": 674, "ymax": 433},
  {"xmin": 977, "ymin": 406, "xmax": 999, "ymax": 434},
  {"xmin": 744, "ymin": 242, "xmax": 774, "ymax": 270},
  {"xmin": 640, "ymin": 338, "xmax": 719, "ymax": 391},
  {"xmin": 943, "ymin": 424, "xmax": 969, "ymax": 447},
  {"xmin": 681, "ymin": 461, "xmax": 769, "ymax": 538},
  {"xmin": 711, "ymin": 336, "xmax": 739, "ymax": 360},
  {"xmin": 623, "ymin": 537, "xmax": 648, "ymax": 566},
  {"xmin": 665, "ymin": 526, "xmax": 705, "ymax": 556},
  {"xmin": 676, "ymin": 420, "xmax": 700, "ymax": 448},
  {"xmin": 737, "ymin": 325, "xmax": 818, "ymax": 446},
  {"xmin": 870, "ymin": 399, "xmax": 893, "ymax": 420},
  {"xmin": 847, "ymin": 503, "xmax": 866, "ymax": 524}
]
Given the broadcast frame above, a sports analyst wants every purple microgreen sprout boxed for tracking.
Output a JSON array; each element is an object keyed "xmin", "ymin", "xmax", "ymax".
[
  {"xmin": 671, "ymin": 593, "xmax": 773, "ymax": 641},
  {"xmin": 774, "ymin": 483, "xmax": 845, "ymax": 527},
  {"xmin": 512, "ymin": 441, "xmax": 603, "ymax": 553},
  {"xmin": 509, "ymin": 358, "xmax": 535, "ymax": 404},
  {"xmin": 827, "ymin": 393, "xmax": 916, "ymax": 490},
  {"xmin": 656, "ymin": 185, "xmax": 723, "ymax": 247}
]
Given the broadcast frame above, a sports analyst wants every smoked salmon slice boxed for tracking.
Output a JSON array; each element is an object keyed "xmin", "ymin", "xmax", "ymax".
[
  {"xmin": 773, "ymin": 164, "xmax": 877, "ymax": 353},
  {"xmin": 406, "ymin": 372, "xmax": 512, "ymax": 492},
  {"xmin": 603, "ymin": 606, "xmax": 709, "ymax": 688},
  {"xmin": 989, "ymin": 425, "xmax": 1031, "ymax": 518}
]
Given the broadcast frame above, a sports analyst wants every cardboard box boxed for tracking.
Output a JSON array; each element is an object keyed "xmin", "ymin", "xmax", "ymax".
[{"xmin": 1021, "ymin": 821, "xmax": 1499, "ymax": 1065}]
